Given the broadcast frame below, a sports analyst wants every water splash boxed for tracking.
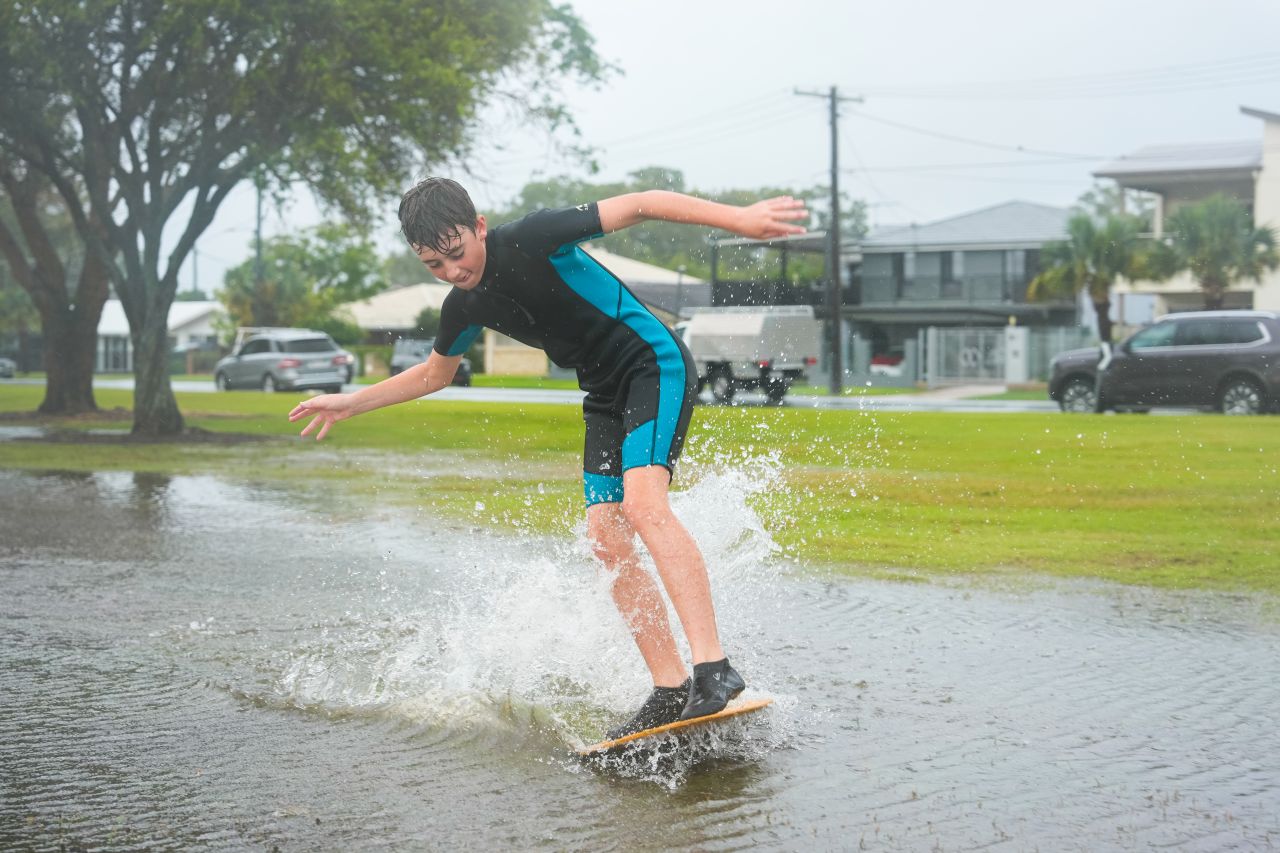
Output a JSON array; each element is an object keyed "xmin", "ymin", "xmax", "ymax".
[{"xmin": 267, "ymin": 453, "xmax": 800, "ymax": 783}]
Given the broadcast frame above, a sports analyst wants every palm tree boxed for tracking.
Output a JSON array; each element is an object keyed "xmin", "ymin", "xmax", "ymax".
[
  {"xmin": 1152, "ymin": 194, "xmax": 1279, "ymax": 310},
  {"xmin": 1028, "ymin": 212, "xmax": 1146, "ymax": 343}
]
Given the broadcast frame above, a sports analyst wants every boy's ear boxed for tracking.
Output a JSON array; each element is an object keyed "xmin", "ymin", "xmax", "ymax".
[{"xmin": 474, "ymin": 215, "xmax": 487, "ymax": 240}]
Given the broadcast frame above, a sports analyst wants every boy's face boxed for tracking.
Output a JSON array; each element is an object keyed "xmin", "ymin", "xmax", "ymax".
[{"xmin": 414, "ymin": 215, "xmax": 488, "ymax": 290}]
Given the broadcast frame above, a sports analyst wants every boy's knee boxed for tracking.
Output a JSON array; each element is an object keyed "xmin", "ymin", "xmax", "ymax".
[
  {"xmin": 587, "ymin": 506, "xmax": 632, "ymax": 563},
  {"xmin": 620, "ymin": 493, "xmax": 672, "ymax": 531}
]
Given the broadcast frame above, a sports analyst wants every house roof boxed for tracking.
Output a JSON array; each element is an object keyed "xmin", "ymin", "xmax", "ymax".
[
  {"xmin": 1241, "ymin": 105, "xmax": 1280, "ymax": 124},
  {"xmin": 580, "ymin": 244, "xmax": 704, "ymax": 284},
  {"xmin": 861, "ymin": 200, "xmax": 1071, "ymax": 251},
  {"xmin": 343, "ymin": 283, "xmax": 454, "ymax": 330},
  {"xmin": 1093, "ymin": 140, "xmax": 1262, "ymax": 180},
  {"xmin": 344, "ymin": 249, "xmax": 702, "ymax": 330},
  {"xmin": 97, "ymin": 299, "xmax": 223, "ymax": 336}
]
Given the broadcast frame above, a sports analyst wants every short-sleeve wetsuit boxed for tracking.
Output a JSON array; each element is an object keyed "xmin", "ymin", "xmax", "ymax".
[{"xmin": 431, "ymin": 203, "xmax": 698, "ymax": 507}]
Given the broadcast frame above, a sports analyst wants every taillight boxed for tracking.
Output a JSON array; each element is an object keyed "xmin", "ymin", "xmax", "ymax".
[
  {"xmin": 332, "ymin": 355, "xmax": 351, "ymax": 365},
  {"xmin": 277, "ymin": 358, "xmax": 302, "ymax": 369},
  {"xmin": 757, "ymin": 359, "xmax": 772, "ymax": 369},
  {"xmin": 803, "ymin": 357, "xmax": 817, "ymax": 366}
]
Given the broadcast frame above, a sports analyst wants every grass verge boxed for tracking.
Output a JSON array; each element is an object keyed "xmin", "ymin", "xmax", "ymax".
[{"xmin": 2, "ymin": 384, "xmax": 1276, "ymax": 594}]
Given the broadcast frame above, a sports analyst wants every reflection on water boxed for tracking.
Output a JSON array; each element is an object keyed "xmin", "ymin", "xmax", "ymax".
[{"xmin": 2, "ymin": 467, "xmax": 1279, "ymax": 850}]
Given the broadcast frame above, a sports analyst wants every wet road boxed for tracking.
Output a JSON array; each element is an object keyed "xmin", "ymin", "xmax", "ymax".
[
  {"xmin": 2, "ymin": 376, "xmax": 1060, "ymax": 412},
  {"xmin": 2, "ymin": 467, "xmax": 1278, "ymax": 850}
]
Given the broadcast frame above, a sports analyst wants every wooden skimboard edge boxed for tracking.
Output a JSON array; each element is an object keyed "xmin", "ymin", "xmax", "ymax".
[{"xmin": 577, "ymin": 697, "xmax": 774, "ymax": 756}]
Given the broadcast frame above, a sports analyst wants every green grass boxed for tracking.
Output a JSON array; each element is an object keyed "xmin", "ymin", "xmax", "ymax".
[
  {"xmin": 2, "ymin": 383, "xmax": 1277, "ymax": 595},
  {"xmin": 790, "ymin": 383, "xmax": 920, "ymax": 397},
  {"xmin": 470, "ymin": 374, "xmax": 581, "ymax": 391}
]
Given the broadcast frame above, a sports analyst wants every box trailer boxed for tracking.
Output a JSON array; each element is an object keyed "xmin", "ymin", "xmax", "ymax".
[{"xmin": 676, "ymin": 306, "xmax": 822, "ymax": 404}]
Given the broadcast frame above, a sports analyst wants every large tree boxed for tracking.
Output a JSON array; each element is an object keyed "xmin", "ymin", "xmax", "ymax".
[
  {"xmin": 0, "ymin": 0, "xmax": 604, "ymax": 434},
  {"xmin": 1027, "ymin": 212, "xmax": 1147, "ymax": 344},
  {"xmin": 0, "ymin": 159, "xmax": 110, "ymax": 413},
  {"xmin": 1149, "ymin": 194, "xmax": 1279, "ymax": 310}
]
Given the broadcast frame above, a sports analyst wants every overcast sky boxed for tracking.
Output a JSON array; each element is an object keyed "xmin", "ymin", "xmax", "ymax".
[{"xmin": 181, "ymin": 0, "xmax": 1280, "ymax": 295}]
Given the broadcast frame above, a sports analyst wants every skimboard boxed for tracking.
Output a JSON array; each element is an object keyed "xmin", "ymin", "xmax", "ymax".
[{"xmin": 577, "ymin": 697, "xmax": 773, "ymax": 757}]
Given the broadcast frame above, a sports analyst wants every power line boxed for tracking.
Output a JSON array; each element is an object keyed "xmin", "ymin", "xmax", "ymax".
[
  {"xmin": 852, "ymin": 51, "xmax": 1280, "ymax": 101},
  {"xmin": 845, "ymin": 108, "xmax": 1104, "ymax": 160}
]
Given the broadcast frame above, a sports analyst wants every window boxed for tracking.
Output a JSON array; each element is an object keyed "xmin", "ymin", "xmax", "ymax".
[
  {"xmin": 1172, "ymin": 318, "xmax": 1263, "ymax": 346},
  {"xmin": 1128, "ymin": 322, "xmax": 1177, "ymax": 350},
  {"xmin": 287, "ymin": 337, "xmax": 338, "ymax": 353},
  {"xmin": 1216, "ymin": 320, "xmax": 1264, "ymax": 345},
  {"xmin": 240, "ymin": 339, "xmax": 270, "ymax": 355}
]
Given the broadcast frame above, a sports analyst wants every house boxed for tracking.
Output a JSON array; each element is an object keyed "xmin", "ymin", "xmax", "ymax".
[
  {"xmin": 96, "ymin": 299, "xmax": 223, "ymax": 373},
  {"xmin": 343, "ymin": 248, "xmax": 705, "ymax": 375},
  {"xmin": 851, "ymin": 200, "xmax": 1077, "ymax": 360},
  {"xmin": 1094, "ymin": 105, "xmax": 1280, "ymax": 313},
  {"xmin": 343, "ymin": 282, "xmax": 454, "ymax": 343}
]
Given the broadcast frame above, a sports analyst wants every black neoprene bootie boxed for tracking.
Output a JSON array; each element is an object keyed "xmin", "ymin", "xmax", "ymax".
[
  {"xmin": 605, "ymin": 679, "xmax": 691, "ymax": 740},
  {"xmin": 680, "ymin": 658, "xmax": 746, "ymax": 720}
]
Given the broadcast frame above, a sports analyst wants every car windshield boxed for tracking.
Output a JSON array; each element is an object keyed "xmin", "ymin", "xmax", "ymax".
[
  {"xmin": 286, "ymin": 338, "xmax": 337, "ymax": 353},
  {"xmin": 394, "ymin": 339, "xmax": 432, "ymax": 354}
]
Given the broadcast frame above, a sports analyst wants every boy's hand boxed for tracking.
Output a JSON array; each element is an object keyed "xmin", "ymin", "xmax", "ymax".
[
  {"xmin": 288, "ymin": 393, "xmax": 355, "ymax": 441},
  {"xmin": 734, "ymin": 196, "xmax": 809, "ymax": 240}
]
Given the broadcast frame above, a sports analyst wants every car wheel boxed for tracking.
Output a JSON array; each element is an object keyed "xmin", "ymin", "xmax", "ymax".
[
  {"xmin": 1059, "ymin": 377, "xmax": 1096, "ymax": 413},
  {"xmin": 215, "ymin": 372, "xmax": 231, "ymax": 391},
  {"xmin": 1219, "ymin": 377, "xmax": 1264, "ymax": 415},
  {"xmin": 710, "ymin": 368, "xmax": 735, "ymax": 404},
  {"xmin": 262, "ymin": 373, "xmax": 277, "ymax": 393},
  {"xmin": 764, "ymin": 377, "xmax": 789, "ymax": 405}
]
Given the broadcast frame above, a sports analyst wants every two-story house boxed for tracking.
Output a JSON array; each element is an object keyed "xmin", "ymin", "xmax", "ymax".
[
  {"xmin": 851, "ymin": 200, "xmax": 1077, "ymax": 361},
  {"xmin": 1094, "ymin": 105, "xmax": 1280, "ymax": 314}
]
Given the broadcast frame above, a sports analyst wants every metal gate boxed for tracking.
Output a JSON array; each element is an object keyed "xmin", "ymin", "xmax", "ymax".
[{"xmin": 924, "ymin": 327, "xmax": 1006, "ymax": 385}]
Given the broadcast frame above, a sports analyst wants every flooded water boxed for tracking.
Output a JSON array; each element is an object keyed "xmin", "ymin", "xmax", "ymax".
[{"xmin": 2, "ymin": 465, "xmax": 1279, "ymax": 851}]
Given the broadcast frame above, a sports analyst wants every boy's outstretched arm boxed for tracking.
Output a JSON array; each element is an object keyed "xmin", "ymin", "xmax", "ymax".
[
  {"xmin": 287, "ymin": 352, "xmax": 462, "ymax": 440},
  {"xmin": 596, "ymin": 190, "xmax": 808, "ymax": 240}
]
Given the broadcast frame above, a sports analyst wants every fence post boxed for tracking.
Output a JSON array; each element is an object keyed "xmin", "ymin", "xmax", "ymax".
[{"xmin": 925, "ymin": 327, "xmax": 939, "ymax": 388}]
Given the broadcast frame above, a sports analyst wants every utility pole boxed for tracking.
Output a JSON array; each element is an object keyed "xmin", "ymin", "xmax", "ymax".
[
  {"xmin": 795, "ymin": 85, "xmax": 862, "ymax": 395},
  {"xmin": 254, "ymin": 174, "xmax": 264, "ymax": 289}
]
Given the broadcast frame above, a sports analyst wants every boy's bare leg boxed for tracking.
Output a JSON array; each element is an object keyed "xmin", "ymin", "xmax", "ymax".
[
  {"xmin": 586, "ymin": 502, "xmax": 688, "ymax": 687},
  {"xmin": 620, "ymin": 465, "xmax": 725, "ymax": 665}
]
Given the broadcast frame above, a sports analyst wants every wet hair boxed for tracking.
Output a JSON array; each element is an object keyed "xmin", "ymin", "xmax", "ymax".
[{"xmin": 398, "ymin": 177, "xmax": 478, "ymax": 253}]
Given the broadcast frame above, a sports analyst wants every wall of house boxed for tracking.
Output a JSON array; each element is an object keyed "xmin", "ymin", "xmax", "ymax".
[
  {"xmin": 859, "ymin": 249, "xmax": 1038, "ymax": 304},
  {"xmin": 1254, "ymin": 117, "xmax": 1280, "ymax": 310},
  {"xmin": 483, "ymin": 330, "xmax": 546, "ymax": 375}
]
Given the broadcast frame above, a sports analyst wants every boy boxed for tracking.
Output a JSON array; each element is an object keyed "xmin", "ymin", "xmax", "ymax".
[{"xmin": 289, "ymin": 178, "xmax": 807, "ymax": 737}]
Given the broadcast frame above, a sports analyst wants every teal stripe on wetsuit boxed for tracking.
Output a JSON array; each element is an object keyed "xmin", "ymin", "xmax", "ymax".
[
  {"xmin": 549, "ymin": 244, "xmax": 687, "ymax": 474},
  {"xmin": 584, "ymin": 471, "xmax": 625, "ymax": 505},
  {"xmin": 447, "ymin": 325, "xmax": 483, "ymax": 356}
]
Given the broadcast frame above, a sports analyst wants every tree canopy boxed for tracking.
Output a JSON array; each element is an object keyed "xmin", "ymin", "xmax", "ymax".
[
  {"xmin": 218, "ymin": 222, "xmax": 387, "ymax": 335},
  {"xmin": 0, "ymin": 0, "xmax": 604, "ymax": 433},
  {"xmin": 1148, "ymin": 194, "xmax": 1279, "ymax": 309},
  {"xmin": 489, "ymin": 167, "xmax": 865, "ymax": 283},
  {"xmin": 1027, "ymin": 211, "xmax": 1147, "ymax": 344}
]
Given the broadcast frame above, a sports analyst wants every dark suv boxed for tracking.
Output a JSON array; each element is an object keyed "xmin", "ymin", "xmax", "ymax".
[{"xmin": 1049, "ymin": 310, "xmax": 1279, "ymax": 415}]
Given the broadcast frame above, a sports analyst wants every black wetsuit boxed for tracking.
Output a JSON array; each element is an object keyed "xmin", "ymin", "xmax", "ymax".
[{"xmin": 432, "ymin": 203, "xmax": 697, "ymax": 506}]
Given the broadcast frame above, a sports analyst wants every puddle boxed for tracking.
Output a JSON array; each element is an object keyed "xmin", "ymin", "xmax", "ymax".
[{"xmin": 1, "ymin": 468, "xmax": 1278, "ymax": 850}]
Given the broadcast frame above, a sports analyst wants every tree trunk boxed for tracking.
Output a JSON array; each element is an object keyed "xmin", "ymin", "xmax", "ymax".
[
  {"xmin": 1094, "ymin": 298, "xmax": 1114, "ymax": 344},
  {"xmin": 1202, "ymin": 279, "xmax": 1225, "ymax": 310},
  {"xmin": 37, "ymin": 306, "xmax": 99, "ymax": 414},
  {"xmin": 36, "ymin": 252, "xmax": 109, "ymax": 416},
  {"xmin": 130, "ymin": 308, "xmax": 184, "ymax": 436}
]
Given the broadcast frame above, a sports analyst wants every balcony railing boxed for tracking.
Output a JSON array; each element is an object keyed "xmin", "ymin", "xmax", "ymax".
[{"xmin": 860, "ymin": 274, "xmax": 1046, "ymax": 305}]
